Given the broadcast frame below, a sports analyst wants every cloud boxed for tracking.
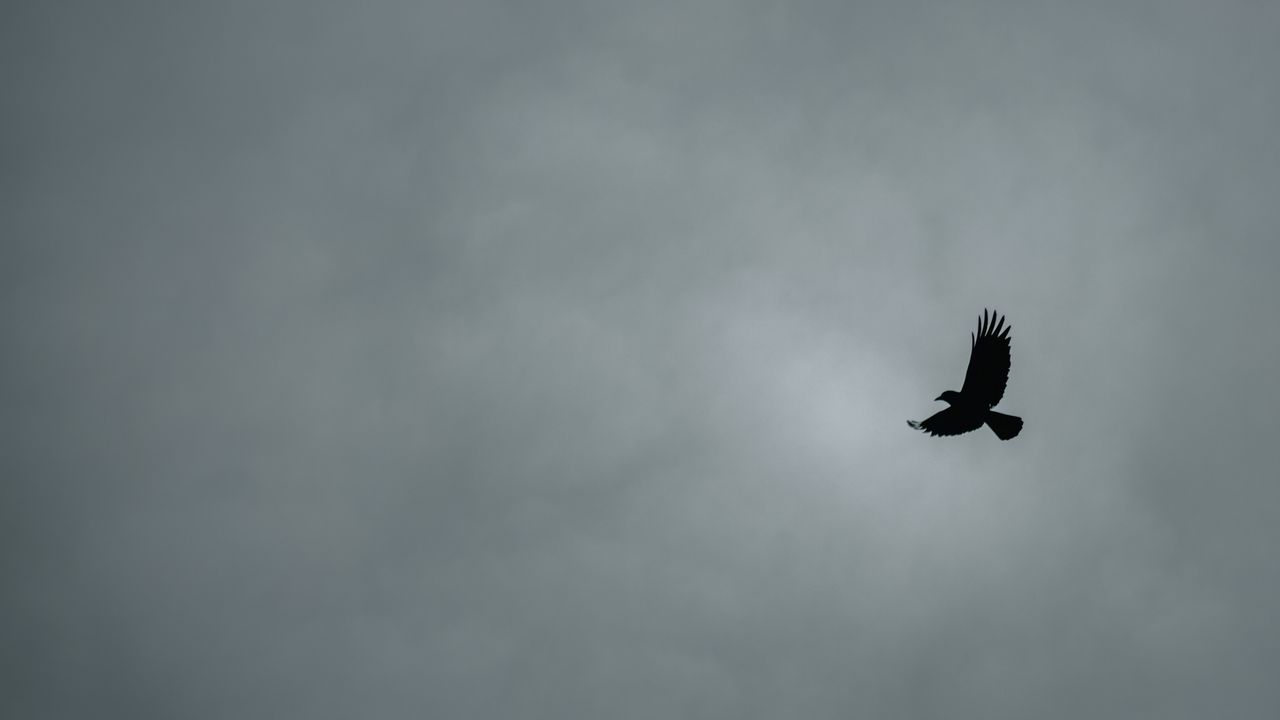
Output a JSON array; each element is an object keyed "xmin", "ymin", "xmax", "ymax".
[{"xmin": 5, "ymin": 1, "xmax": 1279, "ymax": 717}]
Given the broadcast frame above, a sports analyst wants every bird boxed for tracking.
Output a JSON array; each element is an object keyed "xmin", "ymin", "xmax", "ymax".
[{"xmin": 908, "ymin": 309, "xmax": 1023, "ymax": 440}]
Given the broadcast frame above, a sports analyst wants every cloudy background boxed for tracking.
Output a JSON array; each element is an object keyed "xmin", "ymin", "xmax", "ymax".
[{"xmin": 5, "ymin": 1, "xmax": 1279, "ymax": 717}]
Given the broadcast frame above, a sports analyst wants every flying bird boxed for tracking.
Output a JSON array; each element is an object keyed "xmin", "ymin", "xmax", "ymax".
[{"xmin": 908, "ymin": 309, "xmax": 1023, "ymax": 440}]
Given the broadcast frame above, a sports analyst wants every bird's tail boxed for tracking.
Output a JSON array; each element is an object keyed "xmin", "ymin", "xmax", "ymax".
[{"xmin": 985, "ymin": 410, "xmax": 1023, "ymax": 440}]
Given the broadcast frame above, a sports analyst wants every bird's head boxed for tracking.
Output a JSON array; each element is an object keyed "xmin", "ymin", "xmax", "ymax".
[{"xmin": 936, "ymin": 390, "xmax": 963, "ymax": 405}]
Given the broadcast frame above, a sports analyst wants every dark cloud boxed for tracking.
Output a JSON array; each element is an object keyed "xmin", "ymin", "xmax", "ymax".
[{"xmin": 5, "ymin": 1, "xmax": 1279, "ymax": 717}]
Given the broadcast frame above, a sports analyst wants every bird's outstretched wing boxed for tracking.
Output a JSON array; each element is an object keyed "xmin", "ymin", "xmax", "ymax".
[
  {"xmin": 907, "ymin": 408, "xmax": 985, "ymax": 437},
  {"xmin": 960, "ymin": 308, "xmax": 1012, "ymax": 407}
]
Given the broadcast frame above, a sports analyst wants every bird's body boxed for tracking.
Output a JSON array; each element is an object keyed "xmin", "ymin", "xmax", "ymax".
[{"xmin": 908, "ymin": 309, "xmax": 1023, "ymax": 440}]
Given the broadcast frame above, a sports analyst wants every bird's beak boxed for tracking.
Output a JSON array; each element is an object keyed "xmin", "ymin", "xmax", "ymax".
[{"xmin": 934, "ymin": 395, "xmax": 944, "ymax": 402}]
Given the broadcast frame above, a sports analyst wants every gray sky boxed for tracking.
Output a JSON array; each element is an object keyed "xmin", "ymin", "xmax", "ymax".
[{"xmin": 5, "ymin": 1, "xmax": 1280, "ymax": 717}]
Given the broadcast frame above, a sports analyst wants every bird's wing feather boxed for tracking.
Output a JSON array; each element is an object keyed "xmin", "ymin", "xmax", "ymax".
[
  {"xmin": 959, "ymin": 308, "xmax": 1012, "ymax": 407},
  {"xmin": 907, "ymin": 408, "xmax": 985, "ymax": 437}
]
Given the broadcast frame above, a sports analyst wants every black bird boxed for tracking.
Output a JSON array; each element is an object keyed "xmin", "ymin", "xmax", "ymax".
[{"xmin": 908, "ymin": 309, "xmax": 1023, "ymax": 440}]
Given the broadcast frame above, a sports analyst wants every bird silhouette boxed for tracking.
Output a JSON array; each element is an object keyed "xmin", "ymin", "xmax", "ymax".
[{"xmin": 908, "ymin": 309, "xmax": 1023, "ymax": 440}]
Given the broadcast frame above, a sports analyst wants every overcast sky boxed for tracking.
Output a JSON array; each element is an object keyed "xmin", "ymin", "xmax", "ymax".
[{"xmin": 5, "ymin": 1, "xmax": 1280, "ymax": 717}]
